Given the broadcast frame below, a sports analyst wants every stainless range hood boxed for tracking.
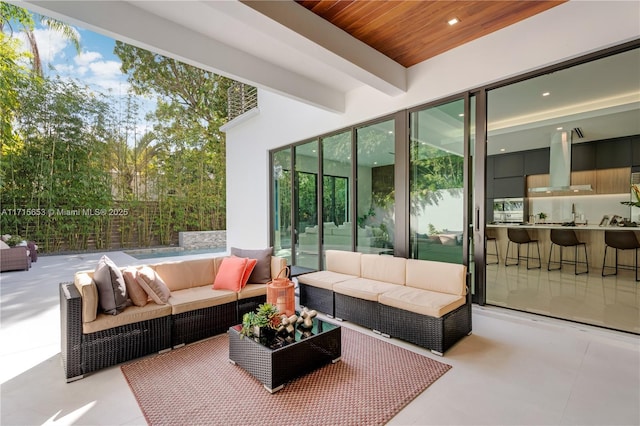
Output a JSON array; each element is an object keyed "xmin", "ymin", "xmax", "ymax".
[{"xmin": 528, "ymin": 130, "xmax": 593, "ymax": 194}]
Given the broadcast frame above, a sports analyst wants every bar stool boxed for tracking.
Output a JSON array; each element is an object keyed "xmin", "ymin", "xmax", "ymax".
[
  {"xmin": 547, "ymin": 229, "xmax": 588, "ymax": 275},
  {"xmin": 602, "ymin": 230, "xmax": 640, "ymax": 281},
  {"xmin": 486, "ymin": 235, "xmax": 499, "ymax": 264},
  {"xmin": 505, "ymin": 228, "xmax": 541, "ymax": 269}
]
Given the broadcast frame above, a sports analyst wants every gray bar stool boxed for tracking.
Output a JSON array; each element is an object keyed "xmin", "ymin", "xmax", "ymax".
[
  {"xmin": 547, "ymin": 229, "xmax": 588, "ymax": 275},
  {"xmin": 486, "ymin": 235, "xmax": 499, "ymax": 265},
  {"xmin": 505, "ymin": 228, "xmax": 541, "ymax": 269},
  {"xmin": 602, "ymin": 230, "xmax": 640, "ymax": 281}
]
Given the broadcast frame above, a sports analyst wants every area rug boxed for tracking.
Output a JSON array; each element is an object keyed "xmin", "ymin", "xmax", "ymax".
[{"xmin": 121, "ymin": 327, "xmax": 451, "ymax": 425}]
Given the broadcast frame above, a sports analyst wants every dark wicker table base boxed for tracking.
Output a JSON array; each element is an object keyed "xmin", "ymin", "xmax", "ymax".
[{"xmin": 228, "ymin": 322, "xmax": 341, "ymax": 393}]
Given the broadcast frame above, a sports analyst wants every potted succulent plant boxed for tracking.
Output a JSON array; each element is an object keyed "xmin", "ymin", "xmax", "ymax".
[{"xmin": 240, "ymin": 303, "xmax": 281, "ymax": 339}]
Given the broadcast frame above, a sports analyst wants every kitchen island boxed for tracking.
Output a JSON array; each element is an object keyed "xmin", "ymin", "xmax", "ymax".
[{"xmin": 487, "ymin": 223, "xmax": 640, "ymax": 271}]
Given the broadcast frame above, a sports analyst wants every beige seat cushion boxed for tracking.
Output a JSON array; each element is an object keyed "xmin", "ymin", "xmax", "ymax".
[
  {"xmin": 83, "ymin": 303, "xmax": 172, "ymax": 334},
  {"xmin": 325, "ymin": 250, "xmax": 362, "ymax": 276},
  {"xmin": 333, "ymin": 278, "xmax": 401, "ymax": 301},
  {"xmin": 237, "ymin": 283, "xmax": 267, "ymax": 300},
  {"xmin": 168, "ymin": 286, "xmax": 237, "ymax": 315},
  {"xmin": 298, "ymin": 270, "xmax": 357, "ymax": 290},
  {"xmin": 360, "ymin": 254, "xmax": 406, "ymax": 285},
  {"xmin": 153, "ymin": 258, "xmax": 216, "ymax": 291},
  {"xmin": 378, "ymin": 286, "xmax": 465, "ymax": 318},
  {"xmin": 405, "ymin": 259, "xmax": 467, "ymax": 296}
]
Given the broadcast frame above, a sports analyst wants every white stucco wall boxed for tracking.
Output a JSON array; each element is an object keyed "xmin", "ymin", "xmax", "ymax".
[{"xmin": 224, "ymin": 1, "xmax": 640, "ymax": 249}]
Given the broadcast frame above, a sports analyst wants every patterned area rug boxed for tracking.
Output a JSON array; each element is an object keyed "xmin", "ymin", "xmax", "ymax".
[{"xmin": 121, "ymin": 327, "xmax": 451, "ymax": 425}]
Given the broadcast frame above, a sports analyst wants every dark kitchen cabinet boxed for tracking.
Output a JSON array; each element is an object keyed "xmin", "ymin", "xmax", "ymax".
[
  {"xmin": 493, "ymin": 153, "xmax": 524, "ymax": 178},
  {"xmin": 493, "ymin": 176, "xmax": 525, "ymax": 198},
  {"xmin": 596, "ymin": 138, "xmax": 631, "ymax": 169},
  {"xmin": 524, "ymin": 148, "xmax": 550, "ymax": 175},
  {"xmin": 572, "ymin": 142, "xmax": 596, "ymax": 171},
  {"xmin": 631, "ymin": 136, "xmax": 640, "ymax": 167}
]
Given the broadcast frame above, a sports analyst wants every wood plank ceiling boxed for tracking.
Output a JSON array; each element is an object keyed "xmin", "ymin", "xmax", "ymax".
[{"xmin": 296, "ymin": 0, "xmax": 567, "ymax": 67}]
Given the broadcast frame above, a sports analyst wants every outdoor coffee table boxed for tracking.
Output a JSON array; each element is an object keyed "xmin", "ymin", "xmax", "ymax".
[{"xmin": 228, "ymin": 316, "xmax": 341, "ymax": 393}]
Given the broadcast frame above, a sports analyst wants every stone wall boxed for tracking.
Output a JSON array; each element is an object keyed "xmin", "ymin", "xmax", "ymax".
[{"xmin": 179, "ymin": 230, "xmax": 227, "ymax": 249}]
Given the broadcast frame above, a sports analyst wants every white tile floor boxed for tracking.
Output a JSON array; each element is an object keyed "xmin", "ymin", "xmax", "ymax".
[
  {"xmin": 486, "ymin": 260, "xmax": 640, "ymax": 334},
  {"xmin": 1, "ymin": 252, "xmax": 639, "ymax": 425}
]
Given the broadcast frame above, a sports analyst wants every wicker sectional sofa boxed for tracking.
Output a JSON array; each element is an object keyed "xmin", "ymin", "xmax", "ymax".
[
  {"xmin": 298, "ymin": 250, "xmax": 471, "ymax": 355},
  {"xmin": 60, "ymin": 255, "xmax": 286, "ymax": 382}
]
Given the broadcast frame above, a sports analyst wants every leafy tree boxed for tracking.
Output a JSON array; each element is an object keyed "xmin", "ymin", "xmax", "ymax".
[
  {"xmin": 1, "ymin": 2, "xmax": 80, "ymax": 76},
  {"xmin": 114, "ymin": 42, "xmax": 233, "ymax": 232}
]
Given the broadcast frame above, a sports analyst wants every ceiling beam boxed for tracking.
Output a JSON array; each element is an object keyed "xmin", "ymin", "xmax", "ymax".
[
  {"xmin": 241, "ymin": 0, "xmax": 407, "ymax": 96},
  {"xmin": 18, "ymin": 0, "xmax": 346, "ymax": 112}
]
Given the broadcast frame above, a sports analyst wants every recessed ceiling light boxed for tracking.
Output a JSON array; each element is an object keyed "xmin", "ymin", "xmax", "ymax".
[
  {"xmin": 388, "ymin": 131, "xmax": 393, "ymax": 134},
  {"xmin": 458, "ymin": 113, "xmax": 464, "ymax": 117},
  {"xmin": 542, "ymin": 92, "xmax": 550, "ymax": 97},
  {"xmin": 373, "ymin": 162, "xmax": 378, "ymax": 165},
  {"xmin": 556, "ymin": 127, "xmax": 563, "ymax": 130},
  {"xmin": 500, "ymin": 148, "xmax": 506, "ymax": 152},
  {"xmin": 448, "ymin": 18, "xmax": 459, "ymax": 26}
]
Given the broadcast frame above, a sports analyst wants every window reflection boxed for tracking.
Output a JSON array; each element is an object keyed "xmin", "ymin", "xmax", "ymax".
[
  {"xmin": 272, "ymin": 148, "xmax": 291, "ymax": 264},
  {"xmin": 356, "ymin": 120, "xmax": 395, "ymax": 254},
  {"xmin": 410, "ymin": 99, "xmax": 465, "ymax": 263}
]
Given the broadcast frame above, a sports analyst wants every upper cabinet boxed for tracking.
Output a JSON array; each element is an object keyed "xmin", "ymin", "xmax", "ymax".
[
  {"xmin": 596, "ymin": 138, "xmax": 631, "ymax": 169},
  {"xmin": 493, "ymin": 153, "xmax": 523, "ymax": 178},
  {"xmin": 571, "ymin": 143, "xmax": 596, "ymax": 171}
]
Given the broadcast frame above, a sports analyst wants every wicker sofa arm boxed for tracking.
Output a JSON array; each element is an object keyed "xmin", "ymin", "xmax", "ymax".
[
  {"xmin": 0, "ymin": 246, "xmax": 30, "ymax": 272},
  {"xmin": 60, "ymin": 282, "xmax": 84, "ymax": 382}
]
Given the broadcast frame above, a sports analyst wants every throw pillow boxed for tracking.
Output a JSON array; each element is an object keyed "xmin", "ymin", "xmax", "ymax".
[
  {"xmin": 136, "ymin": 266, "xmax": 171, "ymax": 304},
  {"xmin": 122, "ymin": 267, "xmax": 149, "ymax": 307},
  {"xmin": 213, "ymin": 257, "xmax": 249, "ymax": 291},
  {"xmin": 93, "ymin": 255, "xmax": 129, "ymax": 315},
  {"xmin": 230, "ymin": 247, "xmax": 273, "ymax": 283},
  {"xmin": 242, "ymin": 258, "xmax": 257, "ymax": 288},
  {"xmin": 0, "ymin": 240, "xmax": 9, "ymax": 250}
]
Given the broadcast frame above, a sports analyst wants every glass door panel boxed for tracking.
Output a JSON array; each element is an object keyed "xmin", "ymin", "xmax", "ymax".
[
  {"xmin": 272, "ymin": 148, "xmax": 291, "ymax": 264},
  {"xmin": 356, "ymin": 120, "xmax": 395, "ymax": 254},
  {"xmin": 294, "ymin": 141, "xmax": 319, "ymax": 269},
  {"xmin": 322, "ymin": 132, "xmax": 353, "ymax": 261},
  {"xmin": 410, "ymin": 99, "xmax": 465, "ymax": 264}
]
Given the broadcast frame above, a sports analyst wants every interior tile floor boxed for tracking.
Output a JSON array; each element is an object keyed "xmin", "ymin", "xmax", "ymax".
[
  {"xmin": 1, "ymin": 251, "xmax": 639, "ymax": 425},
  {"xmin": 486, "ymin": 260, "xmax": 640, "ymax": 334}
]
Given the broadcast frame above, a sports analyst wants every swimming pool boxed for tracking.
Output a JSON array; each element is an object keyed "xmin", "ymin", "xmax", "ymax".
[{"xmin": 125, "ymin": 247, "xmax": 226, "ymax": 260}]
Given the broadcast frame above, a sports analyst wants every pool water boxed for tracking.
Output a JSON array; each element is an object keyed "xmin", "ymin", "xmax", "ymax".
[{"xmin": 126, "ymin": 247, "xmax": 226, "ymax": 260}]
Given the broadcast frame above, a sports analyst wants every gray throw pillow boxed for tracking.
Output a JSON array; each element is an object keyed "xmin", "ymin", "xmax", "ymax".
[
  {"xmin": 93, "ymin": 255, "xmax": 128, "ymax": 315},
  {"xmin": 230, "ymin": 247, "xmax": 274, "ymax": 284}
]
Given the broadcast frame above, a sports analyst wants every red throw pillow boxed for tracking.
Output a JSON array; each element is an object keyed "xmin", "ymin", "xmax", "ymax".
[
  {"xmin": 241, "ymin": 258, "xmax": 257, "ymax": 288},
  {"xmin": 213, "ymin": 257, "xmax": 248, "ymax": 291}
]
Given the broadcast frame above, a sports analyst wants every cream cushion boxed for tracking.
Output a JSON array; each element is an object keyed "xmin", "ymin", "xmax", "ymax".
[
  {"xmin": 237, "ymin": 283, "xmax": 267, "ymax": 300},
  {"xmin": 83, "ymin": 302, "xmax": 171, "ymax": 334},
  {"xmin": 0, "ymin": 240, "xmax": 9, "ymax": 249},
  {"xmin": 405, "ymin": 259, "xmax": 467, "ymax": 296},
  {"xmin": 378, "ymin": 286, "xmax": 465, "ymax": 318},
  {"xmin": 75, "ymin": 271, "xmax": 99, "ymax": 323},
  {"xmin": 153, "ymin": 258, "xmax": 215, "ymax": 291},
  {"xmin": 325, "ymin": 250, "xmax": 362, "ymax": 276},
  {"xmin": 298, "ymin": 270, "xmax": 357, "ymax": 290},
  {"xmin": 333, "ymin": 278, "xmax": 401, "ymax": 301},
  {"xmin": 168, "ymin": 286, "xmax": 237, "ymax": 315},
  {"xmin": 360, "ymin": 254, "xmax": 406, "ymax": 285}
]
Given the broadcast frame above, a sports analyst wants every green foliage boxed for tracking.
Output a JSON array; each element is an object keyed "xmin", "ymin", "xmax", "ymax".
[
  {"xmin": 0, "ymin": 10, "xmax": 232, "ymax": 252},
  {"xmin": 240, "ymin": 303, "xmax": 281, "ymax": 338}
]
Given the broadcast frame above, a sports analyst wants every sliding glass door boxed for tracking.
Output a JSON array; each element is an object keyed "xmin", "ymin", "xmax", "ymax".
[{"xmin": 409, "ymin": 99, "xmax": 466, "ymax": 264}]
